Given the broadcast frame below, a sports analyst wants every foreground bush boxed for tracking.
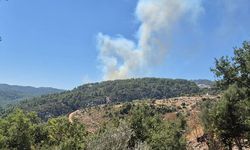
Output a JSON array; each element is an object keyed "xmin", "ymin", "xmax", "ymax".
[
  {"xmin": 0, "ymin": 109, "xmax": 86, "ymax": 150},
  {"xmin": 88, "ymin": 104, "xmax": 186, "ymax": 150},
  {"xmin": 201, "ymin": 41, "xmax": 250, "ymax": 149}
]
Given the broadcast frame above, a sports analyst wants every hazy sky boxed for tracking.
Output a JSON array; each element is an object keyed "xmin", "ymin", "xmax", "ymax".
[{"xmin": 0, "ymin": 0, "xmax": 250, "ymax": 89}]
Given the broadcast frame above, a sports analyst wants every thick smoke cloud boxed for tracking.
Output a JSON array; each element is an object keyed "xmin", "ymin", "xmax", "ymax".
[{"xmin": 97, "ymin": 0, "xmax": 203, "ymax": 80}]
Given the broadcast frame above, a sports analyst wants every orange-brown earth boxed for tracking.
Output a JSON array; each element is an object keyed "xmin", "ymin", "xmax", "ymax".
[{"xmin": 69, "ymin": 95, "xmax": 219, "ymax": 149}]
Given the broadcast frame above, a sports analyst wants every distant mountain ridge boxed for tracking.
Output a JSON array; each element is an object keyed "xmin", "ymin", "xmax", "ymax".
[{"xmin": 0, "ymin": 84, "xmax": 64, "ymax": 106}]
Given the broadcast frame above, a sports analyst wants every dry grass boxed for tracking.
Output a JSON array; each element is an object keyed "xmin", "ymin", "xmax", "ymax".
[{"xmin": 68, "ymin": 95, "xmax": 219, "ymax": 149}]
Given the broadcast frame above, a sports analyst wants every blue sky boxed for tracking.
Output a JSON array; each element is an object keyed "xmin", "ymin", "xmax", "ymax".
[{"xmin": 0, "ymin": 0, "xmax": 249, "ymax": 89}]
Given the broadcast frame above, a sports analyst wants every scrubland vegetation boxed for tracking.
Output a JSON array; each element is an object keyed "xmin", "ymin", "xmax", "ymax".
[{"xmin": 0, "ymin": 42, "xmax": 249, "ymax": 149}]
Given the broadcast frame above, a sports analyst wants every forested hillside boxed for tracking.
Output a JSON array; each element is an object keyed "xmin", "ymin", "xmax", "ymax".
[
  {"xmin": 16, "ymin": 78, "xmax": 199, "ymax": 119},
  {"xmin": 0, "ymin": 84, "xmax": 63, "ymax": 106},
  {"xmin": 0, "ymin": 42, "xmax": 249, "ymax": 150}
]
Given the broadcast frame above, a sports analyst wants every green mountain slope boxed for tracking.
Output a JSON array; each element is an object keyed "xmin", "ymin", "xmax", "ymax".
[
  {"xmin": 0, "ymin": 84, "xmax": 63, "ymax": 106},
  {"xmin": 18, "ymin": 78, "xmax": 199, "ymax": 119}
]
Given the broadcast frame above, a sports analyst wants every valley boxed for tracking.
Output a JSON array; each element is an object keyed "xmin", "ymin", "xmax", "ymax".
[{"xmin": 0, "ymin": 84, "xmax": 63, "ymax": 107}]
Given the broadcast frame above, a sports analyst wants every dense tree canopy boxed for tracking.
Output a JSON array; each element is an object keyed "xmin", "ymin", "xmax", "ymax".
[
  {"xmin": 202, "ymin": 41, "xmax": 250, "ymax": 150},
  {"xmin": 0, "ymin": 109, "xmax": 87, "ymax": 150},
  {"xmin": 211, "ymin": 41, "xmax": 250, "ymax": 90},
  {"xmin": 0, "ymin": 104, "xmax": 187, "ymax": 150},
  {"xmin": 12, "ymin": 78, "xmax": 199, "ymax": 120}
]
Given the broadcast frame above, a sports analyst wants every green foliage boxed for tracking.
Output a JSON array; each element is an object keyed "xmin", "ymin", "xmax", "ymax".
[
  {"xmin": 0, "ymin": 109, "xmax": 86, "ymax": 150},
  {"xmin": 129, "ymin": 104, "xmax": 162, "ymax": 144},
  {"xmin": 202, "ymin": 41, "xmax": 250, "ymax": 149},
  {"xmin": 17, "ymin": 78, "xmax": 199, "ymax": 120},
  {"xmin": 148, "ymin": 122, "xmax": 186, "ymax": 150},
  {"xmin": 128, "ymin": 104, "xmax": 186, "ymax": 149},
  {"xmin": 0, "ymin": 109, "xmax": 39, "ymax": 150},
  {"xmin": 46, "ymin": 117, "xmax": 86, "ymax": 149},
  {"xmin": 87, "ymin": 122, "xmax": 133, "ymax": 150},
  {"xmin": 199, "ymin": 100, "xmax": 216, "ymax": 130},
  {"xmin": 211, "ymin": 41, "xmax": 250, "ymax": 90},
  {"xmin": 0, "ymin": 100, "xmax": 187, "ymax": 149},
  {"xmin": 205, "ymin": 85, "xmax": 249, "ymax": 149},
  {"xmin": 86, "ymin": 104, "xmax": 186, "ymax": 150}
]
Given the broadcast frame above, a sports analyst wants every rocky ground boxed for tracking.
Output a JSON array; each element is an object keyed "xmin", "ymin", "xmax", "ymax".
[{"xmin": 69, "ymin": 95, "xmax": 220, "ymax": 150}]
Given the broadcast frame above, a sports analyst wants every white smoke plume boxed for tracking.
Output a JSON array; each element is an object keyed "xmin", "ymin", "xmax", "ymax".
[{"xmin": 97, "ymin": 0, "xmax": 204, "ymax": 80}]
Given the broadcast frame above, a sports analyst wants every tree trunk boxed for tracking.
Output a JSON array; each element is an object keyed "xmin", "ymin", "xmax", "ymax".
[
  {"xmin": 228, "ymin": 142, "xmax": 233, "ymax": 150},
  {"xmin": 235, "ymin": 138, "xmax": 243, "ymax": 150}
]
